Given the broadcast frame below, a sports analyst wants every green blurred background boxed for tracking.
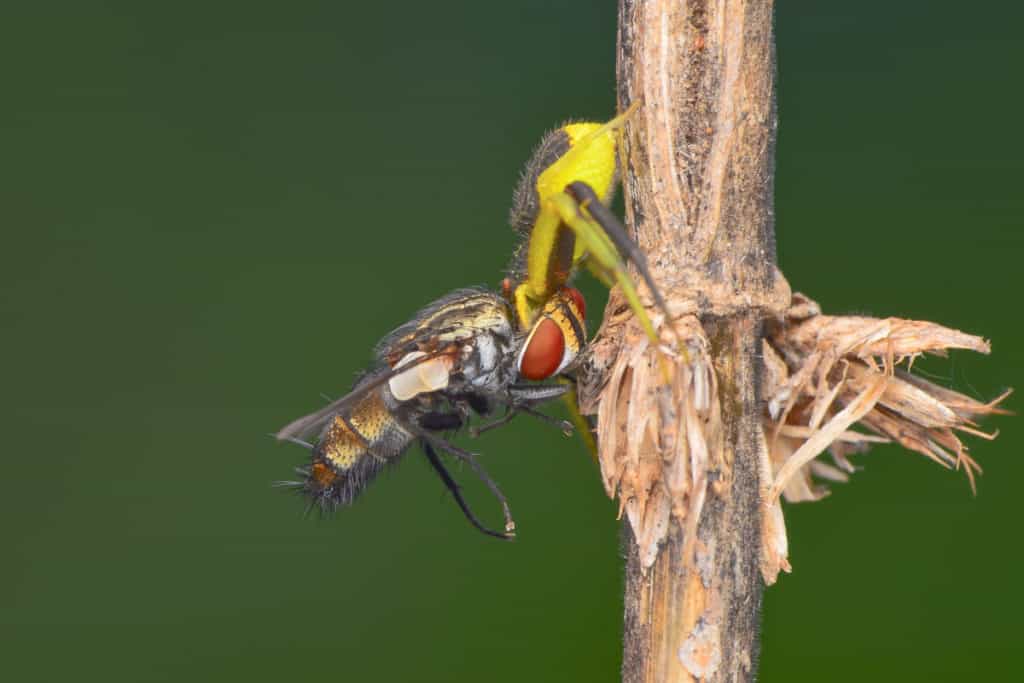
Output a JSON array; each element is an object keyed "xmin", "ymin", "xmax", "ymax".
[{"xmin": 3, "ymin": 2, "xmax": 1021, "ymax": 681}]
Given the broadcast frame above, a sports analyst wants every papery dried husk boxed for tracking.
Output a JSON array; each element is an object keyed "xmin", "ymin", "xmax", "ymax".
[
  {"xmin": 581, "ymin": 287, "xmax": 1008, "ymax": 584},
  {"xmin": 758, "ymin": 292, "xmax": 1011, "ymax": 583},
  {"xmin": 580, "ymin": 291, "xmax": 720, "ymax": 571}
]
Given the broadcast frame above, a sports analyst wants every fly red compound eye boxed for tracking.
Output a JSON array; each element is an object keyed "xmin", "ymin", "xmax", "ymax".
[
  {"xmin": 518, "ymin": 318, "xmax": 565, "ymax": 380},
  {"xmin": 564, "ymin": 287, "xmax": 585, "ymax": 318}
]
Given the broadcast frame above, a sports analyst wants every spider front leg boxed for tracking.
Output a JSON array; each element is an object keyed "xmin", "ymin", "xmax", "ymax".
[
  {"xmin": 565, "ymin": 181, "xmax": 673, "ymax": 320},
  {"xmin": 547, "ymin": 187, "xmax": 675, "ymax": 351}
]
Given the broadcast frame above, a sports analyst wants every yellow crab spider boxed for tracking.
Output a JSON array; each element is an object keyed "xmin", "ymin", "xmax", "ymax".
[
  {"xmin": 502, "ymin": 104, "xmax": 678, "ymax": 459},
  {"xmin": 505, "ymin": 103, "xmax": 674, "ymax": 353}
]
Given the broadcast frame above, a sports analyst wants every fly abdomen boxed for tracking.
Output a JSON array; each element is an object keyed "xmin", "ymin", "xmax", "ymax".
[{"xmin": 301, "ymin": 389, "xmax": 413, "ymax": 511}]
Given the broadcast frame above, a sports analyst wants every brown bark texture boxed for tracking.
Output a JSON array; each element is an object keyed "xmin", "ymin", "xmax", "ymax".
[{"xmin": 587, "ymin": 1, "xmax": 780, "ymax": 681}]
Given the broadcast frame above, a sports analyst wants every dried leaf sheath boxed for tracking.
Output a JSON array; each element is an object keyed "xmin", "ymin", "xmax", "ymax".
[
  {"xmin": 581, "ymin": 292, "xmax": 721, "ymax": 572},
  {"xmin": 583, "ymin": 290, "xmax": 1009, "ymax": 588},
  {"xmin": 759, "ymin": 292, "xmax": 1011, "ymax": 583}
]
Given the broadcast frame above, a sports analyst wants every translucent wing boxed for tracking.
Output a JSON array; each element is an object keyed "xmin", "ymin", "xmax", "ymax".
[
  {"xmin": 275, "ymin": 349, "xmax": 454, "ymax": 443},
  {"xmin": 280, "ymin": 287, "xmax": 514, "ymax": 443}
]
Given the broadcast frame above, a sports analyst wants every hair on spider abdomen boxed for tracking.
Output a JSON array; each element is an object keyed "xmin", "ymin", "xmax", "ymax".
[{"xmin": 508, "ymin": 127, "xmax": 572, "ymax": 234}]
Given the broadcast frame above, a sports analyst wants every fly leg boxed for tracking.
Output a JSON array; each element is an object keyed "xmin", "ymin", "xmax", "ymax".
[
  {"xmin": 468, "ymin": 409, "xmax": 518, "ymax": 437},
  {"xmin": 414, "ymin": 412, "xmax": 515, "ymax": 539},
  {"xmin": 518, "ymin": 404, "xmax": 574, "ymax": 435},
  {"xmin": 505, "ymin": 383, "xmax": 574, "ymax": 434},
  {"xmin": 413, "ymin": 428, "xmax": 516, "ymax": 538},
  {"xmin": 470, "ymin": 383, "xmax": 573, "ymax": 437},
  {"xmin": 421, "ymin": 441, "xmax": 511, "ymax": 540},
  {"xmin": 454, "ymin": 382, "xmax": 569, "ymax": 437},
  {"xmin": 471, "ymin": 404, "xmax": 574, "ymax": 438}
]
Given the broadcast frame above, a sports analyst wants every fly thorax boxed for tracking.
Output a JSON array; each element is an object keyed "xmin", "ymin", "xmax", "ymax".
[{"xmin": 463, "ymin": 332, "xmax": 514, "ymax": 394}]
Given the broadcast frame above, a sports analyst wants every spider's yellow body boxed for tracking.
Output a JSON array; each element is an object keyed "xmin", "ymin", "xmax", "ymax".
[
  {"xmin": 504, "ymin": 104, "xmax": 675, "ymax": 459},
  {"xmin": 508, "ymin": 103, "xmax": 669, "ymax": 351}
]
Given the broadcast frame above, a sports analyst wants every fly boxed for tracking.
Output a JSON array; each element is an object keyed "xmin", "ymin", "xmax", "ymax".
[{"xmin": 275, "ymin": 286, "xmax": 586, "ymax": 539}]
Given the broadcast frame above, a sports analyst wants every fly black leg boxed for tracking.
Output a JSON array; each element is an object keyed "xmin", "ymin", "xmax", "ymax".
[
  {"xmin": 468, "ymin": 408, "xmax": 518, "ymax": 437},
  {"xmin": 412, "ymin": 413, "xmax": 515, "ymax": 539},
  {"xmin": 421, "ymin": 441, "xmax": 511, "ymax": 540},
  {"xmin": 473, "ymin": 384, "xmax": 568, "ymax": 436},
  {"xmin": 414, "ymin": 428, "xmax": 516, "ymax": 537},
  {"xmin": 517, "ymin": 405, "xmax": 574, "ymax": 435},
  {"xmin": 471, "ymin": 405, "xmax": 573, "ymax": 437},
  {"xmin": 507, "ymin": 383, "xmax": 570, "ymax": 403},
  {"xmin": 471, "ymin": 383, "xmax": 574, "ymax": 437}
]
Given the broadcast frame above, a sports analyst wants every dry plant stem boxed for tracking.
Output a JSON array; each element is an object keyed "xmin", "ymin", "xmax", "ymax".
[{"xmin": 611, "ymin": 1, "xmax": 778, "ymax": 681}]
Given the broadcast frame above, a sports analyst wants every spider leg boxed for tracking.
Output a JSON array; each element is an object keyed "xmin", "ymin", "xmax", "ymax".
[
  {"xmin": 575, "ymin": 252, "xmax": 615, "ymax": 289},
  {"xmin": 548, "ymin": 191, "xmax": 664, "ymax": 346},
  {"xmin": 566, "ymin": 180, "xmax": 673, "ymax": 323},
  {"xmin": 421, "ymin": 441, "xmax": 511, "ymax": 540},
  {"xmin": 516, "ymin": 208, "xmax": 573, "ymax": 326}
]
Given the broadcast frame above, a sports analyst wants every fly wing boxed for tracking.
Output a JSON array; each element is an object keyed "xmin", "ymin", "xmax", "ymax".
[
  {"xmin": 275, "ymin": 349, "xmax": 454, "ymax": 442},
  {"xmin": 275, "ymin": 373, "xmax": 381, "ymax": 443},
  {"xmin": 279, "ymin": 288, "xmax": 512, "ymax": 443}
]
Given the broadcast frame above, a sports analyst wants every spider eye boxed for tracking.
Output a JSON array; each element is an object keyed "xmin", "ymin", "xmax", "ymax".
[
  {"xmin": 518, "ymin": 318, "xmax": 565, "ymax": 380},
  {"xmin": 564, "ymin": 287, "xmax": 586, "ymax": 318}
]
